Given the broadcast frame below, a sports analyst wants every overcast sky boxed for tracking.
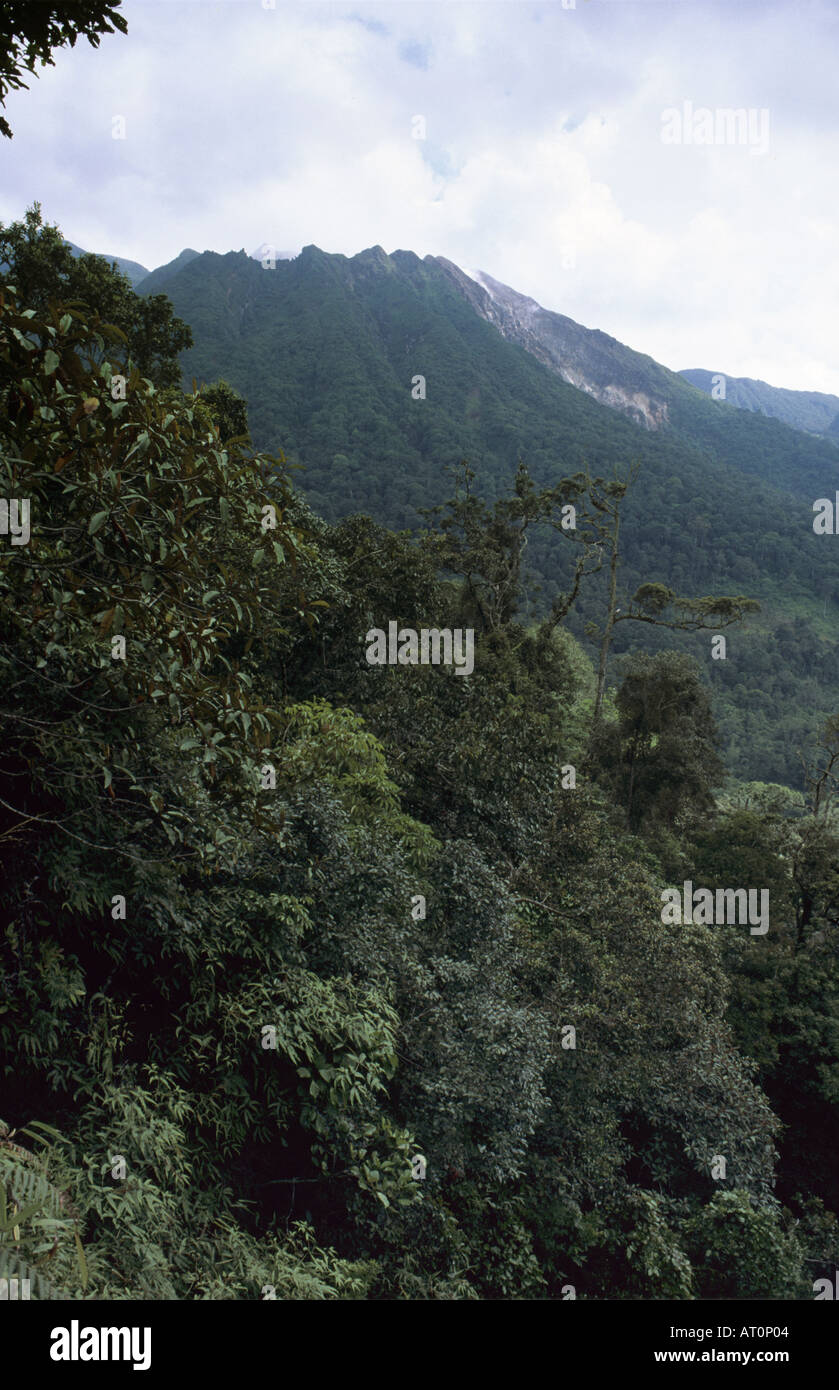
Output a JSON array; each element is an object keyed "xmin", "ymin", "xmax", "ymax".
[{"xmin": 2, "ymin": 0, "xmax": 837, "ymax": 391}]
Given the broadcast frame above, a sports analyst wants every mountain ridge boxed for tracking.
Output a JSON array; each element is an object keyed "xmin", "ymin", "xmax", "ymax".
[
  {"xmin": 73, "ymin": 230, "xmax": 838, "ymax": 436},
  {"xmin": 679, "ymin": 366, "xmax": 839, "ymax": 438},
  {"xmin": 433, "ymin": 258, "xmax": 674, "ymax": 431},
  {"xmin": 64, "ymin": 239, "xmax": 149, "ymax": 288}
]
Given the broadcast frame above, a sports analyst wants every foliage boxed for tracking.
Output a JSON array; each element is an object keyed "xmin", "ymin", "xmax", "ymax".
[
  {"xmin": 590, "ymin": 651, "xmax": 725, "ymax": 832},
  {"xmin": 0, "ymin": 205, "xmax": 192, "ymax": 386},
  {"xmin": 1, "ymin": 230, "xmax": 837, "ymax": 1302},
  {"xmin": 0, "ymin": 1, "xmax": 127, "ymax": 139},
  {"xmin": 684, "ymin": 1192, "xmax": 804, "ymax": 1301}
]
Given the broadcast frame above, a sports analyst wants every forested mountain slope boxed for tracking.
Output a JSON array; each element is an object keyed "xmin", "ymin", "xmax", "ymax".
[
  {"xmin": 440, "ymin": 261, "xmax": 839, "ymax": 481},
  {"xmin": 135, "ymin": 243, "xmax": 839, "ymax": 786},
  {"xmin": 681, "ymin": 367, "xmax": 839, "ymax": 439}
]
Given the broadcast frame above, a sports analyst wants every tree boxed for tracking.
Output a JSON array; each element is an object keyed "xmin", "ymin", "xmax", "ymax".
[
  {"xmin": 0, "ymin": 205, "xmax": 192, "ymax": 387},
  {"xmin": 587, "ymin": 466, "xmax": 760, "ymax": 718},
  {"xmin": 0, "ymin": 1, "xmax": 127, "ymax": 138},
  {"xmin": 594, "ymin": 651, "xmax": 725, "ymax": 832},
  {"xmin": 799, "ymin": 712, "xmax": 839, "ymax": 819},
  {"xmin": 419, "ymin": 460, "xmax": 593, "ymax": 635},
  {"xmin": 196, "ymin": 378, "xmax": 251, "ymax": 445},
  {"xmin": 684, "ymin": 1192, "xmax": 804, "ymax": 1300}
]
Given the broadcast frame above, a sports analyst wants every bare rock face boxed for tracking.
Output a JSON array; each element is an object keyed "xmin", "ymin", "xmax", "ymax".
[
  {"xmin": 431, "ymin": 257, "xmax": 670, "ymax": 431},
  {"xmin": 590, "ymin": 383, "xmax": 670, "ymax": 430}
]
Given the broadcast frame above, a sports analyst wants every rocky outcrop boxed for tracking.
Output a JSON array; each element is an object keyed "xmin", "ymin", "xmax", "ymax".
[{"xmin": 431, "ymin": 258, "xmax": 671, "ymax": 431}]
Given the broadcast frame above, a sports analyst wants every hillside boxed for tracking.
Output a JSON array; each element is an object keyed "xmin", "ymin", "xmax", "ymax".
[
  {"xmin": 681, "ymin": 367, "xmax": 839, "ymax": 438},
  {"xmin": 442, "ymin": 261, "xmax": 839, "ymax": 498},
  {"xmin": 135, "ymin": 246, "xmax": 201, "ymax": 293},
  {"xmin": 134, "ymin": 242, "xmax": 839, "ymax": 786},
  {"xmin": 64, "ymin": 239, "xmax": 149, "ymax": 287}
]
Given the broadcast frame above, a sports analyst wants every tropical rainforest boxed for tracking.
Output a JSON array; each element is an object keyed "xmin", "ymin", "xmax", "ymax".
[{"xmin": 2, "ymin": 0, "xmax": 839, "ymax": 1304}]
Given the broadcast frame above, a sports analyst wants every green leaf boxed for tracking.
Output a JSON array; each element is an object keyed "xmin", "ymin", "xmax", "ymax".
[
  {"xmin": 88, "ymin": 511, "xmax": 109, "ymax": 535},
  {"xmin": 43, "ymin": 349, "xmax": 60, "ymax": 375},
  {"xmin": 74, "ymin": 1228, "xmax": 89, "ymax": 1291}
]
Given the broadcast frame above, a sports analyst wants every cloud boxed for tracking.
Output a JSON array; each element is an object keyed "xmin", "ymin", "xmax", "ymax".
[
  {"xmin": 0, "ymin": 0, "xmax": 836, "ymax": 391},
  {"xmin": 349, "ymin": 13, "xmax": 390, "ymax": 38},
  {"xmin": 397, "ymin": 39, "xmax": 431, "ymax": 69}
]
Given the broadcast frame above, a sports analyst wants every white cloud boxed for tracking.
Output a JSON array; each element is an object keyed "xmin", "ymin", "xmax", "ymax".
[{"xmin": 0, "ymin": 0, "xmax": 836, "ymax": 391}]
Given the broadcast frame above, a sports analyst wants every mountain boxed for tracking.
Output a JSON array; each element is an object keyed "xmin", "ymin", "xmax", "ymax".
[
  {"xmin": 125, "ymin": 240, "xmax": 839, "ymax": 786},
  {"xmin": 449, "ymin": 264, "xmax": 673, "ymax": 430},
  {"xmin": 439, "ymin": 261, "xmax": 839, "ymax": 499},
  {"xmin": 64, "ymin": 239, "xmax": 149, "ymax": 287},
  {"xmin": 249, "ymin": 242, "xmax": 298, "ymax": 265},
  {"xmin": 135, "ymin": 247, "xmax": 201, "ymax": 294},
  {"xmin": 679, "ymin": 367, "xmax": 839, "ymax": 439},
  {"xmin": 63, "ymin": 239, "xmax": 204, "ymax": 291}
]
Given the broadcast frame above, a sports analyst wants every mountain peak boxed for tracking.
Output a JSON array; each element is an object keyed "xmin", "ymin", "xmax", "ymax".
[
  {"xmin": 249, "ymin": 242, "xmax": 298, "ymax": 264},
  {"xmin": 354, "ymin": 245, "xmax": 391, "ymax": 266}
]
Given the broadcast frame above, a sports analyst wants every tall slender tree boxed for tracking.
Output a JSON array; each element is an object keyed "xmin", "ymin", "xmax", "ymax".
[{"xmin": 587, "ymin": 465, "xmax": 760, "ymax": 718}]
